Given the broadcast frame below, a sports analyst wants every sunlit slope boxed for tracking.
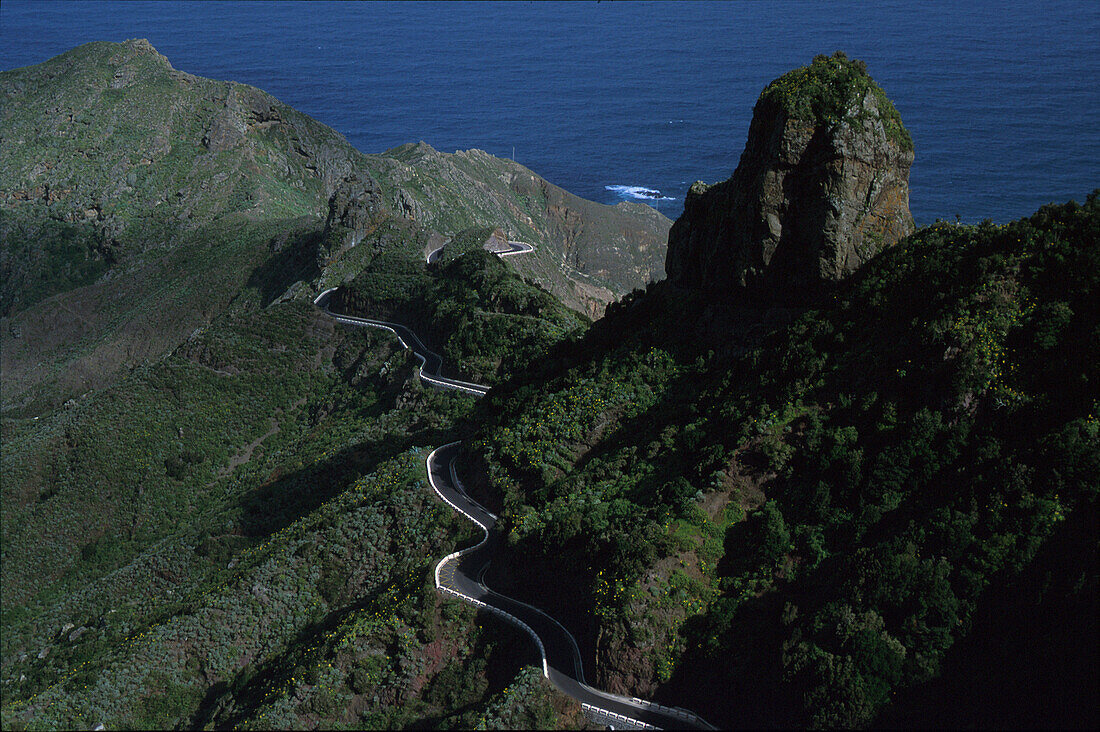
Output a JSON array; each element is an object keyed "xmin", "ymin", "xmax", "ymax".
[
  {"xmin": 1, "ymin": 40, "xmax": 669, "ymax": 415},
  {"xmin": 0, "ymin": 293, "xmax": 589, "ymax": 729},
  {"xmin": 0, "ymin": 40, "xmax": 364, "ymax": 413}
]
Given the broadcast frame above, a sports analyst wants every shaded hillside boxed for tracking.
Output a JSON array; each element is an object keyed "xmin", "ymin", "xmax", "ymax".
[
  {"xmin": 331, "ymin": 247, "xmax": 589, "ymax": 386},
  {"xmin": 0, "ymin": 40, "xmax": 669, "ymax": 415},
  {"xmin": 465, "ymin": 192, "xmax": 1098, "ymax": 728},
  {"xmin": 449, "ymin": 56, "xmax": 1093, "ymax": 728}
]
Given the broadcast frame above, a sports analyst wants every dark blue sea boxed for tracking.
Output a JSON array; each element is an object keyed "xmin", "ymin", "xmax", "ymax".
[{"xmin": 2, "ymin": 1, "xmax": 1097, "ymax": 226}]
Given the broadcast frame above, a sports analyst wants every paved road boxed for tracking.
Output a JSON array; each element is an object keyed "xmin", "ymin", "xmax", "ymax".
[
  {"xmin": 426, "ymin": 239, "xmax": 534, "ymax": 264},
  {"xmin": 314, "ymin": 289, "xmax": 714, "ymax": 730},
  {"xmin": 496, "ymin": 240, "xmax": 535, "ymax": 256},
  {"xmin": 314, "ymin": 289, "xmax": 487, "ymax": 396},
  {"xmin": 428, "ymin": 443, "xmax": 715, "ymax": 730}
]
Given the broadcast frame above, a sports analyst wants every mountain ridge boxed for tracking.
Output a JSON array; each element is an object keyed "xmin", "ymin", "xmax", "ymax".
[
  {"xmin": 1, "ymin": 42, "xmax": 1095, "ymax": 731},
  {"xmin": 1, "ymin": 39, "xmax": 669, "ymax": 415}
]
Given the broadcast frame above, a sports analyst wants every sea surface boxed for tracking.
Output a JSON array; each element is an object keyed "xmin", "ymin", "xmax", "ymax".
[{"xmin": 1, "ymin": 1, "xmax": 1097, "ymax": 225}]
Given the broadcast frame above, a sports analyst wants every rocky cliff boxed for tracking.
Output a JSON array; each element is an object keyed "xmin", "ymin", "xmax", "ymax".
[{"xmin": 666, "ymin": 52, "xmax": 914, "ymax": 299}]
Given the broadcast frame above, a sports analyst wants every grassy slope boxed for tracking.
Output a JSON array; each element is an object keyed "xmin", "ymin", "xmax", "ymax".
[
  {"xmin": 0, "ymin": 40, "xmax": 345, "ymax": 414},
  {"xmin": 0, "ymin": 293, "xmax": 592, "ymax": 729},
  {"xmin": 332, "ymin": 246, "xmax": 589, "ymax": 386},
  {"xmin": 463, "ymin": 194, "xmax": 1099, "ymax": 727},
  {"xmin": 0, "ymin": 40, "xmax": 664, "ymax": 729},
  {"xmin": 1, "ymin": 40, "xmax": 668, "ymax": 417},
  {"xmin": 0, "ymin": 38, "xmax": 682, "ymax": 731},
  {"xmin": 360, "ymin": 142, "xmax": 670, "ymax": 316}
]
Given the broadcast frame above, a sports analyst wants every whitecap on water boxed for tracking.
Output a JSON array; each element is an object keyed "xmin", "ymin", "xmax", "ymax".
[{"xmin": 605, "ymin": 185, "xmax": 676, "ymax": 201}]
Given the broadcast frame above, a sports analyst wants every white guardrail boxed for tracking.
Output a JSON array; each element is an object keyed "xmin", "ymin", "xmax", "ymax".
[
  {"xmin": 427, "ymin": 445, "xmax": 551, "ymax": 676},
  {"xmin": 581, "ymin": 702, "xmax": 659, "ymax": 730},
  {"xmin": 426, "ymin": 445, "xmax": 680, "ymax": 730},
  {"xmin": 315, "ymin": 288, "xmax": 487, "ymax": 397},
  {"xmin": 316, "ymin": 292, "xmax": 714, "ymax": 730},
  {"xmin": 445, "ymin": 463, "xmax": 595, "ymax": 683}
]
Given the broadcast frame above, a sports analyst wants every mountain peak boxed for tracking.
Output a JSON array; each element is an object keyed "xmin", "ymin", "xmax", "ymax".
[{"xmin": 665, "ymin": 51, "xmax": 915, "ymax": 300}]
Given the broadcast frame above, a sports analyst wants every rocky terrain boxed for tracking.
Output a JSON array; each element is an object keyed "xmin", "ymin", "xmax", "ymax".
[
  {"xmin": 461, "ymin": 54, "xmax": 1097, "ymax": 728},
  {"xmin": 666, "ymin": 52, "xmax": 914, "ymax": 300}
]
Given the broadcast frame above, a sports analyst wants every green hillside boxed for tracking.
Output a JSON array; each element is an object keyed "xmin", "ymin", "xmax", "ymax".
[
  {"xmin": 0, "ymin": 289, "xmax": 593, "ymax": 729},
  {"xmin": 1, "ymin": 40, "xmax": 669, "ymax": 416},
  {"xmin": 332, "ymin": 246, "xmax": 588, "ymax": 385},
  {"xmin": 2, "ymin": 40, "xmax": 1095, "ymax": 731},
  {"xmin": 462, "ymin": 194, "xmax": 1099, "ymax": 728},
  {"xmin": 0, "ymin": 40, "xmax": 635, "ymax": 730}
]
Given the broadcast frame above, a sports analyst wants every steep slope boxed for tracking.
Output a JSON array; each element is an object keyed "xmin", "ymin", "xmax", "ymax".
[
  {"xmin": 0, "ymin": 39, "xmax": 353, "ymax": 414},
  {"xmin": 666, "ymin": 51, "xmax": 914, "ymax": 300},
  {"xmin": 465, "ymin": 192, "xmax": 1098, "ymax": 729},
  {"xmin": 331, "ymin": 248, "xmax": 589, "ymax": 386},
  {"xmin": 456, "ymin": 53, "xmax": 1097, "ymax": 729},
  {"xmin": 366, "ymin": 142, "xmax": 669, "ymax": 315},
  {"xmin": 1, "ymin": 40, "xmax": 669, "ymax": 415},
  {"xmin": 1, "ymin": 38, "xmax": 666, "ymax": 730},
  {"xmin": 0, "ymin": 296, "xmax": 589, "ymax": 729}
]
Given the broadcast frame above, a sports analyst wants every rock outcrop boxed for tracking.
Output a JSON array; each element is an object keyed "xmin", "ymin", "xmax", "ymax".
[
  {"xmin": 666, "ymin": 52, "xmax": 914, "ymax": 300},
  {"xmin": 323, "ymin": 172, "xmax": 389, "ymax": 250}
]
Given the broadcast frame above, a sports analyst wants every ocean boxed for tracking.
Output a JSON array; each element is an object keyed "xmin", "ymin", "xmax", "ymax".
[{"xmin": 1, "ymin": 0, "xmax": 1097, "ymax": 226}]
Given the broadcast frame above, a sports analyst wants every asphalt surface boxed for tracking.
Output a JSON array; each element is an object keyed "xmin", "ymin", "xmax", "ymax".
[
  {"xmin": 315, "ymin": 288, "xmax": 713, "ymax": 729},
  {"xmin": 314, "ymin": 289, "xmax": 487, "ymax": 396},
  {"xmin": 428, "ymin": 443, "xmax": 713, "ymax": 730},
  {"xmin": 427, "ymin": 239, "xmax": 534, "ymax": 263}
]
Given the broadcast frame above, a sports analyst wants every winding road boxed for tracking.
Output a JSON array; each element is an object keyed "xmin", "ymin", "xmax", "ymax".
[
  {"xmin": 312, "ymin": 287, "xmax": 714, "ymax": 730},
  {"xmin": 426, "ymin": 238, "xmax": 535, "ymax": 264}
]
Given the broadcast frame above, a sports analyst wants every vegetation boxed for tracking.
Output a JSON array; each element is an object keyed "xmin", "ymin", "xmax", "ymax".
[
  {"xmin": 0, "ymin": 40, "xmax": 637, "ymax": 729},
  {"xmin": 760, "ymin": 51, "xmax": 913, "ymax": 152},
  {"xmin": 0, "ymin": 39, "xmax": 665, "ymax": 416},
  {"xmin": 0, "ymin": 292, "xmax": 581, "ymax": 729},
  {"xmin": 3, "ymin": 38, "xmax": 1094, "ymax": 731},
  {"xmin": 465, "ymin": 194, "xmax": 1098, "ymax": 727},
  {"xmin": 332, "ymin": 246, "xmax": 588, "ymax": 385},
  {"xmin": 0, "ymin": 207, "xmax": 114, "ymax": 316}
]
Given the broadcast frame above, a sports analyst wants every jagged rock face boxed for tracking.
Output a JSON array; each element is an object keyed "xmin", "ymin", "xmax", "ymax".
[
  {"xmin": 666, "ymin": 53, "xmax": 914, "ymax": 298},
  {"xmin": 323, "ymin": 173, "xmax": 388, "ymax": 248}
]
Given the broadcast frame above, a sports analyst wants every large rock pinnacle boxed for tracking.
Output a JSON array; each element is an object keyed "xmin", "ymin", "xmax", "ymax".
[{"xmin": 665, "ymin": 52, "xmax": 915, "ymax": 299}]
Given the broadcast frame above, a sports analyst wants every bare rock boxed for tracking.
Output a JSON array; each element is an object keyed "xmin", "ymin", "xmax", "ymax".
[
  {"xmin": 666, "ymin": 52, "xmax": 914, "ymax": 301},
  {"xmin": 323, "ymin": 173, "xmax": 389, "ymax": 251}
]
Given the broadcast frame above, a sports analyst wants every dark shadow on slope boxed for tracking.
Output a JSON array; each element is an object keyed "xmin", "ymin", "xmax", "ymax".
[
  {"xmin": 408, "ymin": 608, "xmax": 541, "ymax": 729},
  {"xmin": 189, "ymin": 681, "xmax": 231, "ymax": 731},
  {"xmin": 0, "ymin": 205, "xmax": 117, "ymax": 317},
  {"xmin": 246, "ymin": 221, "xmax": 323, "ymax": 307},
  {"xmin": 207, "ymin": 576, "xmax": 420, "ymax": 730},
  {"xmin": 665, "ymin": 590, "xmax": 797, "ymax": 729},
  {"xmin": 875, "ymin": 498, "xmax": 1099, "ymax": 730},
  {"xmin": 234, "ymin": 422, "xmax": 457, "ymax": 540}
]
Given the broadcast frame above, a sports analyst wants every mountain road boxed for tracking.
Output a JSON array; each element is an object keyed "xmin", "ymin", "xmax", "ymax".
[{"xmin": 313, "ymin": 278, "xmax": 714, "ymax": 730}]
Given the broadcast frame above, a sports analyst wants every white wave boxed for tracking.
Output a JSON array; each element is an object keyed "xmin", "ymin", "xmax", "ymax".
[{"xmin": 605, "ymin": 185, "xmax": 676, "ymax": 201}]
